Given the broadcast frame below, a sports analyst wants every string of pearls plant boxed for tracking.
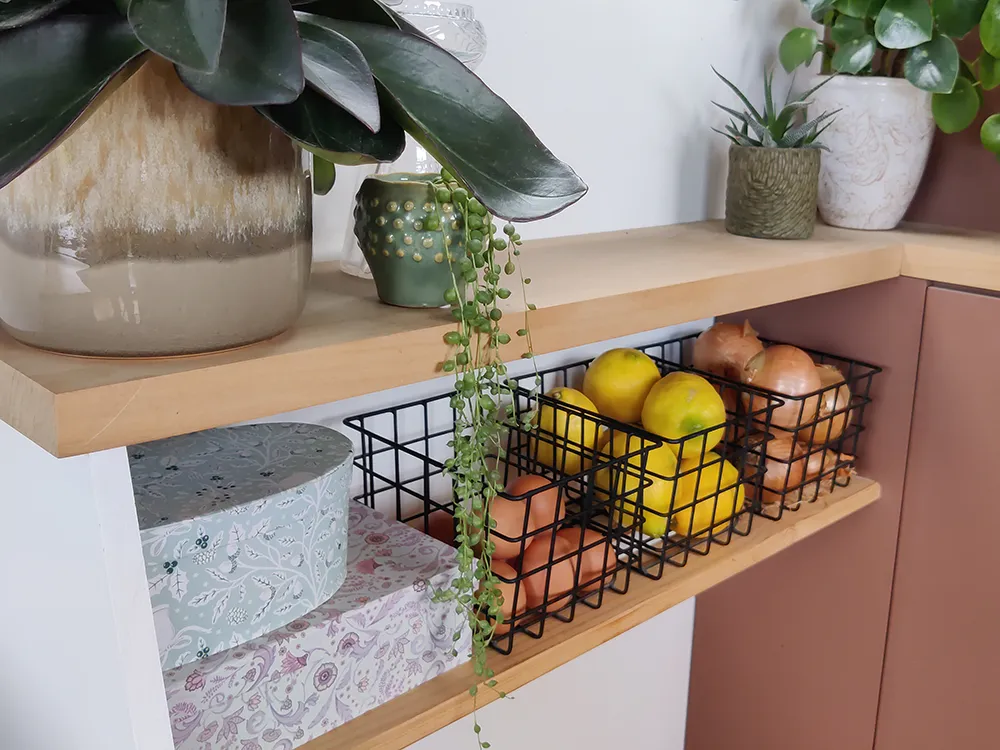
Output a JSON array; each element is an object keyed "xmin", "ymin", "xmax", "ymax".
[{"xmin": 428, "ymin": 167, "xmax": 536, "ymax": 748}]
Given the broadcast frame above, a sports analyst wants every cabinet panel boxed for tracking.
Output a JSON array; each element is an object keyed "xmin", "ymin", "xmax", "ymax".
[
  {"xmin": 686, "ymin": 277, "xmax": 927, "ymax": 750},
  {"xmin": 874, "ymin": 286, "xmax": 1000, "ymax": 750}
]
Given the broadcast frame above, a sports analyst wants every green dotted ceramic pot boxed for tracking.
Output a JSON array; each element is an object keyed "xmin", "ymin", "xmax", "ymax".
[{"xmin": 353, "ymin": 173, "xmax": 466, "ymax": 308}]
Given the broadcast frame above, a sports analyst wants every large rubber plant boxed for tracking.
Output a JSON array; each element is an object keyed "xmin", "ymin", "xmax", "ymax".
[{"xmin": 0, "ymin": 0, "xmax": 587, "ymax": 219}]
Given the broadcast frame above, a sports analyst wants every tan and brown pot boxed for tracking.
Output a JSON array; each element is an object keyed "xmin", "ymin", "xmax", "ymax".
[
  {"xmin": 0, "ymin": 58, "xmax": 312, "ymax": 357},
  {"xmin": 725, "ymin": 145, "xmax": 820, "ymax": 241}
]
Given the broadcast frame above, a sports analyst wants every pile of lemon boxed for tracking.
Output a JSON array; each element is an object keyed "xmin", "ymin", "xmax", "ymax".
[{"xmin": 534, "ymin": 348, "xmax": 744, "ymax": 539}]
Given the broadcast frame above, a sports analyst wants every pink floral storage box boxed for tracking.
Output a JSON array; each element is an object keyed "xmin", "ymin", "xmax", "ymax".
[{"xmin": 163, "ymin": 502, "xmax": 470, "ymax": 749}]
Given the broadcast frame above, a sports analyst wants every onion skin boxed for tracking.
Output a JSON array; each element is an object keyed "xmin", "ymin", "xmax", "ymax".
[
  {"xmin": 752, "ymin": 435, "xmax": 807, "ymax": 505},
  {"xmin": 741, "ymin": 345, "xmax": 822, "ymax": 430},
  {"xmin": 693, "ymin": 320, "xmax": 764, "ymax": 380},
  {"xmin": 800, "ymin": 365, "xmax": 853, "ymax": 445}
]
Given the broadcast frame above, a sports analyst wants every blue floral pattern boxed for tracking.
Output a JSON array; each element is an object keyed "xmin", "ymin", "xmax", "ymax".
[{"xmin": 131, "ymin": 423, "xmax": 353, "ymax": 670}]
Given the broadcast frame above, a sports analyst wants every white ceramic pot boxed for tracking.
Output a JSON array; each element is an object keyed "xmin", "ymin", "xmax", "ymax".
[{"xmin": 810, "ymin": 75, "xmax": 935, "ymax": 230}]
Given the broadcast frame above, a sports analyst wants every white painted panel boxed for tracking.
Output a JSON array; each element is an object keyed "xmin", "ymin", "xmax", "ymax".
[
  {"xmin": 0, "ymin": 423, "xmax": 171, "ymax": 750},
  {"xmin": 409, "ymin": 598, "xmax": 696, "ymax": 750}
]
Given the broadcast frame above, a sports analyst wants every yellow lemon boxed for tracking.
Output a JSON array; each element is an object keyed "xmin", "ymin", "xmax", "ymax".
[
  {"xmin": 583, "ymin": 348, "xmax": 662, "ymax": 424},
  {"xmin": 594, "ymin": 430, "xmax": 678, "ymax": 538},
  {"xmin": 671, "ymin": 453, "xmax": 745, "ymax": 537},
  {"xmin": 641, "ymin": 372, "xmax": 726, "ymax": 459},
  {"xmin": 533, "ymin": 387, "xmax": 600, "ymax": 475}
]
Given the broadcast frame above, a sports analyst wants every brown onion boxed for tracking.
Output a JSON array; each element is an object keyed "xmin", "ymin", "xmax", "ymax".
[
  {"xmin": 804, "ymin": 448, "xmax": 855, "ymax": 494},
  {"xmin": 741, "ymin": 345, "xmax": 821, "ymax": 430},
  {"xmin": 752, "ymin": 435, "xmax": 807, "ymax": 505},
  {"xmin": 693, "ymin": 320, "xmax": 764, "ymax": 379},
  {"xmin": 799, "ymin": 365, "xmax": 853, "ymax": 445}
]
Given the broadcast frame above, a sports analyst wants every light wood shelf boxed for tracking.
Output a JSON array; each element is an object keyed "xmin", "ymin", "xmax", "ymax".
[
  {"xmin": 300, "ymin": 477, "xmax": 881, "ymax": 750},
  {"xmin": 0, "ymin": 220, "xmax": 996, "ymax": 457}
]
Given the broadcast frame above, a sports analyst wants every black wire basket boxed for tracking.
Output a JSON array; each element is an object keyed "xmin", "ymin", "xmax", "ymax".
[
  {"xmin": 652, "ymin": 334, "xmax": 882, "ymax": 521},
  {"xmin": 344, "ymin": 384, "xmax": 656, "ymax": 655},
  {"xmin": 527, "ymin": 338, "xmax": 782, "ymax": 580}
]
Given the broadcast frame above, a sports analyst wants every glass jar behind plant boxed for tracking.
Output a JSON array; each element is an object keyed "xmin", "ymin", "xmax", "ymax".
[{"xmin": 339, "ymin": 1, "xmax": 487, "ymax": 279}]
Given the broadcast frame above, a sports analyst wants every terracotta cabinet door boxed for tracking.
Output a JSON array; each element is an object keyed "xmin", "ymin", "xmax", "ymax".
[{"xmin": 875, "ymin": 286, "xmax": 1000, "ymax": 750}]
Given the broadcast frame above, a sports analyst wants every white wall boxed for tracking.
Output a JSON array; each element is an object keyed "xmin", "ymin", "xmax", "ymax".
[
  {"xmin": 316, "ymin": 0, "xmax": 811, "ymax": 258},
  {"xmin": 308, "ymin": 2, "xmax": 810, "ymax": 747}
]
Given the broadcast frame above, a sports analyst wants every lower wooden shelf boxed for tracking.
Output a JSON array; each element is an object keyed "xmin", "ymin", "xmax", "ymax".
[{"xmin": 301, "ymin": 477, "xmax": 881, "ymax": 750}]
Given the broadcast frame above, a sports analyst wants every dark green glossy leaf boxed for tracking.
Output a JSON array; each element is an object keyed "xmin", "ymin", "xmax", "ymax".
[
  {"xmin": 779, "ymin": 27, "xmax": 821, "ymax": 71},
  {"xmin": 311, "ymin": 154, "xmax": 336, "ymax": 195},
  {"xmin": 875, "ymin": 0, "xmax": 933, "ymax": 48},
  {"xmin": 834, "ymin": 0, "xmax": 874, "ymax": 18},
  {"xmin": 832, "ymin": 15, "xmax": 868, "ymax": 44},
  {"xmin": 296, "ymin": 15, "xmax": 380, "ymax": 131},
  {"xmin": 982, "ymin": 0, "xmax": 1000, "ymax": 57},
  {"xmin": 832, "ymin": 34, "xmax": 877, "ymax": 72},
  {"xmin": 319, "ymin": 18, "xmax": 588, "ymax": 221},
  {"xmin": 178, "ymin": 0, "xmax": 303, "ymax": 105},
  {"xmin": 980, "ymin": 49, "xmax": 1000, "ymax": 89},
  {"xmin": 127, "ymin": 0, "xmax": 226, "ymax": 73},
  {"xmin": 0, "ymin": 0, "xmax": 69, "ymax": 29},
  {"xmin": 805, "ymin": 0, "xmax": 837, "ymax": 20},
  {"xmin": 904, "ymin": 34, "xmax": 959, "ymax": 93},
  {"xmin": 934, "ymin": 0, "xmax": 988, "ymax": 38},
  {"xmin": 296, "ymin": 0, "xmax": 423, "ymax": 34},
  {"xmin": 0, "ymin": 15, "xmax": 145, "ymax": 189},
  {"xmin": 256, "ymin": 85, "xmax": 404, "ymax": 165},
  {"xmin": 932, "ymin": 75, "xmax": 981, "ymax": 131}
]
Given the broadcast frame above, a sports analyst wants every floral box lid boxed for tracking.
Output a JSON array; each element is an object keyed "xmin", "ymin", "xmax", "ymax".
[
  {"xmin": 130, "ymin": 423, "xmax": 355, "ymax": 670},
  {"xmin": 163, "ymin": 502, "xmax": 470, "ymax": 750}
]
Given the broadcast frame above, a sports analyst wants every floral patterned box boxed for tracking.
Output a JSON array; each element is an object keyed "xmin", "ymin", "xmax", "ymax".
[
  {"xmin": 163, "ymin": 502, "xmax": 470, "ymax": 750},
  {"xmin": 131, "ymin": 423, "xmax": 354, "ymax": 670}
]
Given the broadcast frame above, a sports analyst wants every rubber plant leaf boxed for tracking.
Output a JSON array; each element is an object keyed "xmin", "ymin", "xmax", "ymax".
[
  {"xmin": 126, "ymin": 0, "xmax": 227, "ymax": 73},
  {"xmin": 933, "ymin": 0, "xmax": 989, "ymax": 38},
  {"xmin": 178, "ymin": 0, "xmax": 303, "ymax": 105},
  {"xmin": 0, "ymin": 0, "xmax": 69, "ymax": 29},
  {"xmin": 297, "ymin": 16, "xmax": 380, "ymax": 131},
  {"xmin": 298, "ymin": 0, "xmax": 425, "ymax": 35},
  {"xmin": 982, "ymin": 0, "xmax": 1000, "ymax": 58},
  {"xmin": 875, "ymin": 0, "xmax": 933, "ymax": 49},
  {"xmin": 256, "ymin": 85, "xmax": 404, "ymax": 165},
  {"xmin": 904, "ymin": 34, "xmax": 960, "ymax": 93},
  {"xmin": 931, "ymin": 75, "xmax": 980, "ymax": 132},
  {"xmin": 315, "ymin": 17, "xmax": 588, "ymax": 221},
  {"xmin": 0, "ymin": 16, "xmax": 146, "ymax": 189}
]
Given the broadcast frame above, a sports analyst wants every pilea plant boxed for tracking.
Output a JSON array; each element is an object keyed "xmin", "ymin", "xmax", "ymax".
[
  {"xmin": 779, "ymin": 0, "xmax": 1000, "ymax": 155},
  {"xmin": 427, "ymin": 166, "xmax": 535, "ymax": 747}
]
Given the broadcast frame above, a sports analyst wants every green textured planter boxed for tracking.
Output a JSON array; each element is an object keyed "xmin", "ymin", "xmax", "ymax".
[
  {"xmin": 353, "ymin": 173, "xmax": 466, "ymax": 308},
  {"xmin": 725, "ymin": 145, "xmax": 820, "ymax": 240}
]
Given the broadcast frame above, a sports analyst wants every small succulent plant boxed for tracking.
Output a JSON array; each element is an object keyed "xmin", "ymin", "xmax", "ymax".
[{"xmin": 712, "ymin": 68, "xmax": 839, "ymax": 150}]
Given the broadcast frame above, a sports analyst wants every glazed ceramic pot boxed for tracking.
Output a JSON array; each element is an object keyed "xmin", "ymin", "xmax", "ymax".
[
  {"xmin": 0, "ymin": 58, "xmax": 312, "ymax": 357},
  {"xmin": 809, "ymin": 75, "xmax": 934, "ymax": 231},
  {"xmin": 725, "ymin": 146, "xmax": 820, "ymax": 240},
  {"xmin": 353, "ymin": 174, "xmax": 466, "ymax": 308}
]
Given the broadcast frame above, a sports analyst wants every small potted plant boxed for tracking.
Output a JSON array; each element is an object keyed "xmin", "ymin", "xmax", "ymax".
[
  {"xmin": 779, "ymin": 0, "xmax": 1000, "ymax": 230},
  {"xmin": 713, "ymin": 69, "xmax": 837, "ymax": 240}
]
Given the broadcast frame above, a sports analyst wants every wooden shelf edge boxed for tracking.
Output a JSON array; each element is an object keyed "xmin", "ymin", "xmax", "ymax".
[{"xmin": 302, "ymin": 478, "xmax": 881, "ymax": 750}]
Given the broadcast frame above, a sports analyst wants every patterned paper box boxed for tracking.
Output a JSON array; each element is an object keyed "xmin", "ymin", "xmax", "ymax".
[
  {"xmin": 163, "ymin": 502, "xmax": 470, "ymax": 750},
  {"xmin": 131, "ymin": 423, "xmax": 354, "ymax": 669}
]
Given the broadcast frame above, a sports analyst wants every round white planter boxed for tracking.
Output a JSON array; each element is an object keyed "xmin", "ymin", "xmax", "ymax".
[{"xmin": 810, "ymin": 75, "xmax": 935, "ymax": 231}]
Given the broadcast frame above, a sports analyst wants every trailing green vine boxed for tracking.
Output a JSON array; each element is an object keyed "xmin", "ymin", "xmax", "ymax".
[{"xmin": 428, "ymin": 166, "xmax": 534, "ymax": 748}]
